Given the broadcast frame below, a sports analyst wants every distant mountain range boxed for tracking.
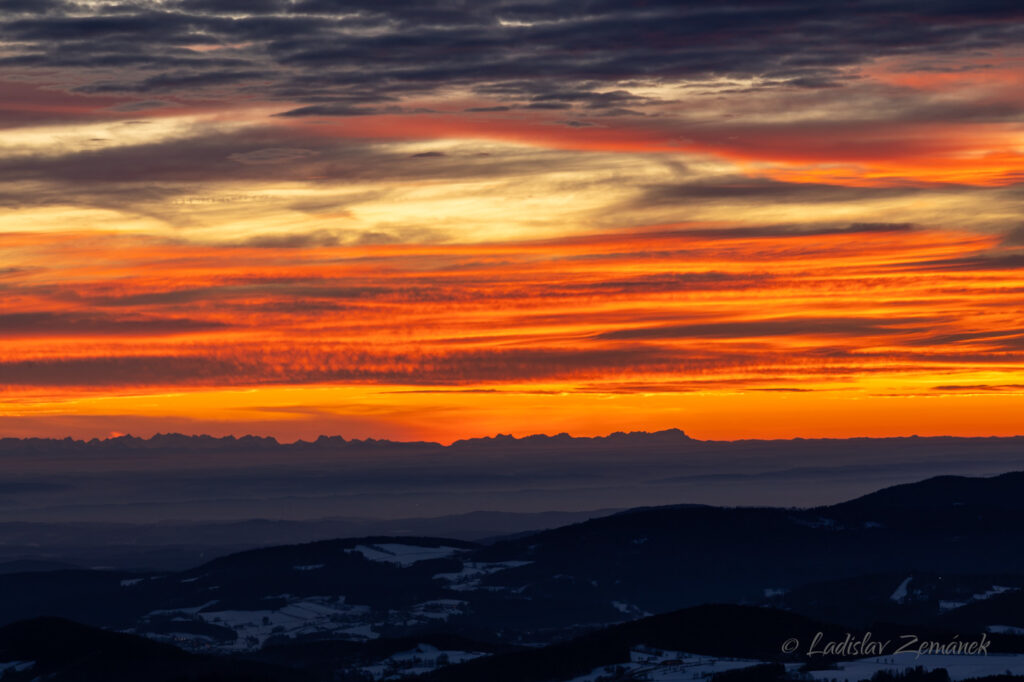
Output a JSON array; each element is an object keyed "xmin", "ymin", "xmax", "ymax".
[
  {"xmin": 0, "ymin": 428, "xmax": 697, "ymax": 454},
  {"xmin": 8, "ymin": 428, "xmax": 1024, "ymax": 455},
  {"xmin": 5, "ymin": 430, "xmax": 1024, "ymax": 530},
  {"xmin": 6, "ymin": 471, "xmax": 1024, "ymax": 680}
]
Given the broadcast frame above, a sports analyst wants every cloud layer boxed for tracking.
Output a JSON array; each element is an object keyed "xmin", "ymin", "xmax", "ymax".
[{"xmin": 1, "ymin": 1, "xmax": 1023, "ymax": 440}]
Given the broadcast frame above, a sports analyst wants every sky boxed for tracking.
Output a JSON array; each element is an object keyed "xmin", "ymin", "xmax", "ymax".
[{"xmin": 1, "ymin": 0, "xmax": 1024, "ymax": 443}]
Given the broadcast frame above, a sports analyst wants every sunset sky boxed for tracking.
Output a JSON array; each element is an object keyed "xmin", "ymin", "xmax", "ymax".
[{"xmin": 2, "ymin": 0, "xmax": 1024, "ymax": 442}]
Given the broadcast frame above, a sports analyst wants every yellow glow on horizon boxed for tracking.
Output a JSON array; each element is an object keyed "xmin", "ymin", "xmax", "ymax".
[{"xmin": 3, "ymin": 383, "xmax": 1024, "ymax": 444}]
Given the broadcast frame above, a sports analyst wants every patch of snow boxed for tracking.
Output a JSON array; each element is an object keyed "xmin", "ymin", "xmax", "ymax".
[
  {"xmin": 434, "ymin": 561, "xmax": 532, "ymax": 591},
  {"xmin": 564, "ymin": 650, "xmax": 767, "ymax": 682},
  {"xmin": 569, "ymin": 650, "xmax": 1024, "ymax": 682},
  {"xmin": 973, "ymin": 585, "xmax": 1016, "ymax": 601},
  {"xmin": 942, "ymin": 586, "xmax": 1018, "ymax": 612},
  {"xmin": 147, "ymin": 600, "xmax": 219, "ymax": 616},
  {"xmin": 0, "ymin": 661, "xmax": 34, "ymax": 676},
  {"xmin": 612, "ymin": 601, "xmax": 652, "ymax": 618},
  {"xmin": 360, "ymin": 643, "xmax": 487, "ymax": 680},
  {"xmin": 410, "ymin": 599, "xmax": 466, "ymax": 622},
  {"xmin": 120, "ymin": 578, "xmax": 144, "ymax": 587},
  {"xmin": 764, "ymin": 587, "xmax": 788, "ymax": 598},
  {"xmin": 293, "ymin": 564, "xmax": 324, "ymax": 571},
  {"xmin": 346, "ymin": 543, "xmax": 464, "ymax": 567},
  {"xmin": 988, "ymin": 625, "xmax": 1024, "ymax": 635},
  {"xmin": 196, "ymin": 596, "xmax": 373, "ymax": 651},
  {"xmin": 793, "ymin": 516, "xmax": 840, "ymax": 529},
  {"xmin": 805, "ymin": 653, "xmax": 1024, "ymax": 682},
  {"xmin": 148, "ymin": 632, "xmax": 217, "ymax": 645},
  {"xmin": 339, "ymin": 623, "xmax": 379, "ymax": 640},
  {"xmin": 890, "ymin": 576, "xmax": 912, "ymax": 603}
]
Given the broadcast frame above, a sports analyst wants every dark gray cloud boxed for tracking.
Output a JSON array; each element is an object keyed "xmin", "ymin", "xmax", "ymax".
[
  {"xmin": 0, "ymin": 130, "xmax": 547, "ymax": 188},
  {"xmin": 1002, "ymin": 226, "xmax": 1024, "ymax": 246},
  {"xmin": 903, "ymin": 329, "xmax": 1024, "ymax": 348},
  {"xmin": 584, "ymin": 271, "xmax": 775, "ymax": 294},
  {"xmin": 2, "ymin": 1, "xmax": 1023, "ymax": 114},
  {"xmin": 596, "ymin": 316, "xmax": 937, "ymax": 341},
  {"xmin": 641, "ymin": 223, "xmax": 917, "ymax": 241},
  {"xmin": 80, "ymin": 69, "xmax": 267, "ymax": 93},
  {"xmin": 6, "ymin": 331, "xmax": 1001, "ymax": 389},
  {"xmin": 2, "ymin": 1, "xmax": 1020, "ymax": 223},
  {"xmin": 0, "ymin": 479, "xmax": 70, "ymax": 494},
  {"xmin": 0, "ymin": 312, "xmax": 229, "ymax": 337},
  {"xmin": 228, "ymin": 147, "xmax": 316, "ymax": 164},
  {"xmin": 932, "ymin": 384, "xmax": 1024, "ymax": 392},
  {"xmin": 0, "ymin": 0, "xmax": 67, "ymax": 13},
  {"xmin": 0, "ymin": 343, "xmax": 795, "ymax": 387},
  {"xmin": 636, "ymin": 178, "xmax": 921, "ymax": 205},
  {"xmin": 109, "ymin": 99, "xmax": 173, "ymax": 112},
  {"xmin": 896, "ymin": 254, "xmax": 1024, "ymax": 272}
]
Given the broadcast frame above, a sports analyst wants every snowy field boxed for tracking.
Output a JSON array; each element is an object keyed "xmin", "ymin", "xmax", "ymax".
[
  {"xmin": 139, "ymin": 592, "xmax": 474, "ymax": 651},
  {"xmin": 345, "ymin": 543, "xmax": 466, "ymax": 566},
  {"xmin": 140, "ymin": 595, "xmax": 376, "ymax": 651},
  {"xmin": 805, "ymin": 653, "xmax": 1024, "ymax": 682},
  {"xmin": 433, "ymin": 560, "xmax": 532, "ymax": 591},
  {"xmin": 566, "ymin": 649, "xmax": 773, "ymax": 682},
  {"xmin": 359, "ymin": 643, "xmax": 487, "ymax": 680},
  {"xmin": 565, "ymin": 647, "xmax": 1024, "ymax": 682}
]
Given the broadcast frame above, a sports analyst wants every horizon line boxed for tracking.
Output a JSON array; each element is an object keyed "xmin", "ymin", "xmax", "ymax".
[{"xmin": 5, "ymin": 428, "xmax": 1024, "ymax": 448}]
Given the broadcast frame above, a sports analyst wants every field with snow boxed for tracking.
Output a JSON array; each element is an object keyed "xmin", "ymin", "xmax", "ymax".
[
  {"xmin": 565, "ymin": 649, "xmax": 776, "ymax": 682},
  {"xmin": 805, "ymin": 653, "xmax": 1024, "ymax": 682}
]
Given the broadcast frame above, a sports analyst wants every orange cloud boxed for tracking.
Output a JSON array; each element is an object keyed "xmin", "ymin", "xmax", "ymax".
[{"xmin": 3, "ymin": 223, "xmax": 1023, "ymax": 440}]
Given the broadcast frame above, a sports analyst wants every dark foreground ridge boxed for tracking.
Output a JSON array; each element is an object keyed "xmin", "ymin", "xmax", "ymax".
[
  {"xmin": 0, "ymin": 617, "xmax": 308, "ymax": 681},
  {"xmin": 3, "ymin": 604, "xmax": 1024, "ymax": 682}
]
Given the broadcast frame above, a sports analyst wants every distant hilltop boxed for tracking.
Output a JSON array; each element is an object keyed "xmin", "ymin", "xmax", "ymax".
[{"xmin": 449, "ymin": 428, "xmax": 693, "ymax": 448}]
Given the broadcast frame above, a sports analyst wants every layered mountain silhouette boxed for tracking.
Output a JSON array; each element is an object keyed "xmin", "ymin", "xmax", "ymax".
[
  {"xmin": 5, "ymin": 470, "xmax": 1024, "ymax": 680},
  {"xmin": 0, "ymin": 428, "xmax": 696, "ymax": 454}
]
